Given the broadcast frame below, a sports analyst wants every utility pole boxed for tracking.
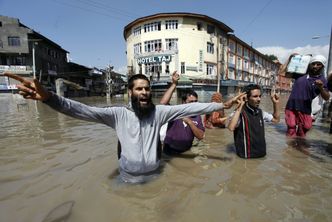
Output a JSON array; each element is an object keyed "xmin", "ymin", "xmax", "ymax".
[
  {"xmin": 216, "ymin": 35, "xmax": 220, "ymax": 92},
  {"xmin": 29, "ymin": 39, "xmax": 42, "ymax": 79},
  {"xmin": 106, "ymin": 64, "xmax": 113, "ymax": 99},
  {"xmin": 312, "ymin": 26, "xmax": 332, "ymax": 133},
  {"xmin": 32, "ymin": 42, "xmax": 36, "ymax": 79},
  {"xmin": 328, "ymin": 25, "xmax": 332, "ymax": 133},
  {"xmin": 217, "ymin": 36, "xmax": 227, "ymax": 93},
  {"xmin": 327, "ymin": 25, "xmax": 332, "ymax": 75}
]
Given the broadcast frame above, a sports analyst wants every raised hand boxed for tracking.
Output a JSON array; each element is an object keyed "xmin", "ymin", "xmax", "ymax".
[
  {"xmin": 271, "ymin": 92, "xmax": 280, "ymax": 104},
  {"xmin": 315, "ymin": 79, "xmax": 324, "ymax": 90},
  {"xmin": 223, "ymin": 92, "xmax": 247, "ymax": 109},
  {"xmin": 171, "ymin": 71, "xmax": 180, "ymax": 85},
  {"xmin": 4, "ymin": 72, "xmax": 51, "ymax": 101},
  {"xmin": 235, "ymin": 93, "xmax": 246, "ymax": 110}
]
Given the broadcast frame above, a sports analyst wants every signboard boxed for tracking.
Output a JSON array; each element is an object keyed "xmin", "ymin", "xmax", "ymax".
[
  {"xmin": 137, "ymin": 55, "xmax": 171, "ymax": 65},
  {"xmin": 186, "ymin": 66, "xmax": 198, "ymax": 72},
  {"xmin": 199, "ymin": 50, "xmax": 203, "ymax": 72},
  {"xmin": 287, "ymin": 54, "xmax": 311, "ymax": 74},
  {"xmin": 0, "ymin": 65, "xmax": 27, "ymax": 73}
]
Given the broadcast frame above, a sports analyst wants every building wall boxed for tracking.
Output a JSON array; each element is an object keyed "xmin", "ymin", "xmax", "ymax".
[
  {"xmin": 124, "ymin": 13, "xmax": 284, "ymax": 92},
  {"xmin": 125, "ymin": 14, "xmax": 230, "ymax": 82},
  {"xmin": 0, "ymin": 16, "xmax": 31, "ymax": 54},
  {"xmin": 0, "ymin": 15, "xmax": 68, "ymax": 81},
  {"xmin": 0, "ymin": 15, "xmax": 111, "ymax": 97}
]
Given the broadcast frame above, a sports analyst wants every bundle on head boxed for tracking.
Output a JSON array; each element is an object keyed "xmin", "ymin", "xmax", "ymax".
[{"xmin": 211, "ymin": 92, "xmax": 222, "ymax": 103}]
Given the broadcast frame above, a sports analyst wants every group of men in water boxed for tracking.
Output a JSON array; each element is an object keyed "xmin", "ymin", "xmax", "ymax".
[{"xmin": 4, "ymin": 54, "xmax": 331, "ymax": 183}]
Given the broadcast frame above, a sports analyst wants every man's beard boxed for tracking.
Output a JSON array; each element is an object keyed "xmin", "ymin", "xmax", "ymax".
[
  {"xmin": 309, "ymin": 66, "xmax": 323, "ymax": 76},
  {"xmin": 131, "ymin": 94, "xmax": 155, "ymax": 119}
]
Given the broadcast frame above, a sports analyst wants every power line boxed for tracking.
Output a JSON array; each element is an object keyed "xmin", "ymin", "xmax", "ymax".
[
  {"xmin": 51, "ymin": 0, "xmax": 133, "ymax": 22},
  {"xmin": 74, "ymin": 0, "xmax": 142, "ymax": 18},
  {"xmin": 240, "ymin": 0, "xmax": 273, "ymax": 35}
]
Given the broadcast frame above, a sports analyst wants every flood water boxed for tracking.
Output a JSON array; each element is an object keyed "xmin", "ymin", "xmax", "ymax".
[{"xmin": 0, "ymin": 92, "xmax": 331, "ymax": 222}]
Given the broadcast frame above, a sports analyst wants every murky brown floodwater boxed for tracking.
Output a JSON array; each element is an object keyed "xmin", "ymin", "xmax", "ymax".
[{"xmin": 0, "ymin": 92, "xmax": 331, "ymax": 222}]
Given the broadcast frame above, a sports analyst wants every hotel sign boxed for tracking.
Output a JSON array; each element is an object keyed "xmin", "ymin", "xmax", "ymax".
[{"xmin": 137, "ymin": 55, "xmax": 171, "ymax": 65}]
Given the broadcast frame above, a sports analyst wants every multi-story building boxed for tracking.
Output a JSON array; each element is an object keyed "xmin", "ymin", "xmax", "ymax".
[
  {"xmin": 0, "ymin": 15, "xmax": 114, "ymax": 96},
  {"xmin": 274, "ymin": 60, "xmax": 292, "ymax": 93},
  {"xmin": 0, "ymin": 15, "xmax": 68, "ymax": 90},
  {"xmin": 124, "ymin": 12, "xmax": 288, "ymax": 94}
]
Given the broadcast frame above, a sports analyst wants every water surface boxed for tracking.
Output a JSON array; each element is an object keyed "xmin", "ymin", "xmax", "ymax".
[{"xmin": 0, "ymin": 93, "xmax": 331, "ymax": 222}]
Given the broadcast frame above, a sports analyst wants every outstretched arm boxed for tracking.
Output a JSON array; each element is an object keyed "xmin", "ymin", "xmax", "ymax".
[
  {"xmin": 160, "ymin": 71, "xmax": 179, "ymax": 105},
  {"xmin": 4, "ymin": 72, "xmax": 51, "ymax": 101},
  {"xmin": 4, "ymin": 72, "xmax": 116, "ymax": 126}
]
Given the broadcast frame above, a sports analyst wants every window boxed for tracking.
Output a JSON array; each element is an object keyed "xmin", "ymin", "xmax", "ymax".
[
  {"xmin": 11, "ymin": 56, "xmax": 26, "ymax": 65},
  {"xmin": 181, "ymin": 62, "xmax": 185, "ymax": 74},
  {"xmin": 133, "ymin": 26, "xmax": 141, "ymax": 36},
  {"xmin": 207, "ymin": 42, "xmax": 214, "ymax": 54},
  {"xmin": 145, "ymin": 64, "xmax": 162, "ymax": 78},
  {"xmin": 144, "ymin": 39, "xmax": 162, "ymax": 52},
  {"xmin": 134, "ymin": 43, "xmax": 142, "ymax": 54},
  {"xmin": 228, "ymin": 67, "xmax": 235, "ymax": 79},
  {"xmin": 139, "ymin": 64, "xmax": 142, "ymax": 74},
  {"xmin": 229, "ymin": 54, "xmax": 235, "ymax": 64},
  {"xmin": 8, "ymin": 36, "xmax": 20, "ymax": 46},
  {"xmin": 165, "ymin": 20, "xmax": 178, "ymax": 29},
  {"xmin": 243, "ymin": 48, "xmax": 249, "ymax": 58},
  {"xmin": 237, "ymin": 45, "xmax": 242, "ymax": 56},
  {"xmin": 0, "ymin": 22, "xmax": 2, "ymax": 27},
  {"xmin": 207, "ymin": 25, "xmax": 215, "ymax": 34},
  {"xmin": 229, "ymin": 41, "xmax": 235, "ymax": 53},
  {"xmin": 166, "ymin": 64, "xmax": 170, "ymax": 74},
  {"xmin": 244, "ymin": 60, "xmax": 249, "ymax": 70},
  {"xmin": 165, "ymin": 38, "xmax": 178, "ymax": 50},
  {"xmin": 206, "ymin": 64, "xmax": 214, "ymax": 75},
  {"xmin": 237, "ymin": 70, "xmax": 242, "ymax": 79},
  {"xmin": 197, "ymin": 22, "xmax": 202, "ymax": 31},
  {"xmin": 144, "ymin": 22, "xmax": 161, "ymax": 32}
]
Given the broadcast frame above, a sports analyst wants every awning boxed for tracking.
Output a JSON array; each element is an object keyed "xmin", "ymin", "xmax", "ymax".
[{"xmin": 178, "ymin": 76, "xmax": 193, "ymax": 84}]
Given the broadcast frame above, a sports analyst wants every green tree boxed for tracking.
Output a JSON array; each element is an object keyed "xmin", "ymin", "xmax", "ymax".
[{"xmin": 265, "ymin": 54, "xmax": 278, "ymax": 61}]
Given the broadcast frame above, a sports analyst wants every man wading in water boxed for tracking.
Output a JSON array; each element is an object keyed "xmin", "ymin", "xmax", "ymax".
[{"xmin": 5, "ymin": 72, "xmax": 244, "ymax": 183}]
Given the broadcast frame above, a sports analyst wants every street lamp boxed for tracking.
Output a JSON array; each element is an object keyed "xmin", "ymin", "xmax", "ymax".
[
  {"xmin": 29, "ymin": 39, "xmax": 42, "ymax": 79},
  {"xmin": 312, "ymin": 35, "xmax": 330, "ymax": 39}
]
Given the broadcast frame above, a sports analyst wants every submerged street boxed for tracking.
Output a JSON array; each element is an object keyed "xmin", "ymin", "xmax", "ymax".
[{"xmin": 0, "ymin": 93, "xmax": 331, "ymax": 222}]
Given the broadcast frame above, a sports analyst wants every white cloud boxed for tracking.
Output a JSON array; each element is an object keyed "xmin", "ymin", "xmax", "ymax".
[
  {"xmin": 256, "ymin": 44, "xmax": 329, "ymax": 63},
  {"xmin": 113, "ymin": 66, "xmax": 127, "ymax": 75}
]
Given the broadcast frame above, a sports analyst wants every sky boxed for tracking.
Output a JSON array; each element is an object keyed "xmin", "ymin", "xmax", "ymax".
[{"xmin": 1, "ymin": 0, "xmax": 331, "ymax": 74}]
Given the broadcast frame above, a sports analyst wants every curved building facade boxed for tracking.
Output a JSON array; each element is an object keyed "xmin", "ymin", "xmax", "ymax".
[{"xmin": 124, "ymin": 12, "xmax": 282, "ymax": 93}]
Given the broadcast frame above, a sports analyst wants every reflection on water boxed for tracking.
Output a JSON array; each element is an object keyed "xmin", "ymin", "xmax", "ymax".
[{"xmin": 0, "ymin": 93, "xmax": 331, "ymax": 222}]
